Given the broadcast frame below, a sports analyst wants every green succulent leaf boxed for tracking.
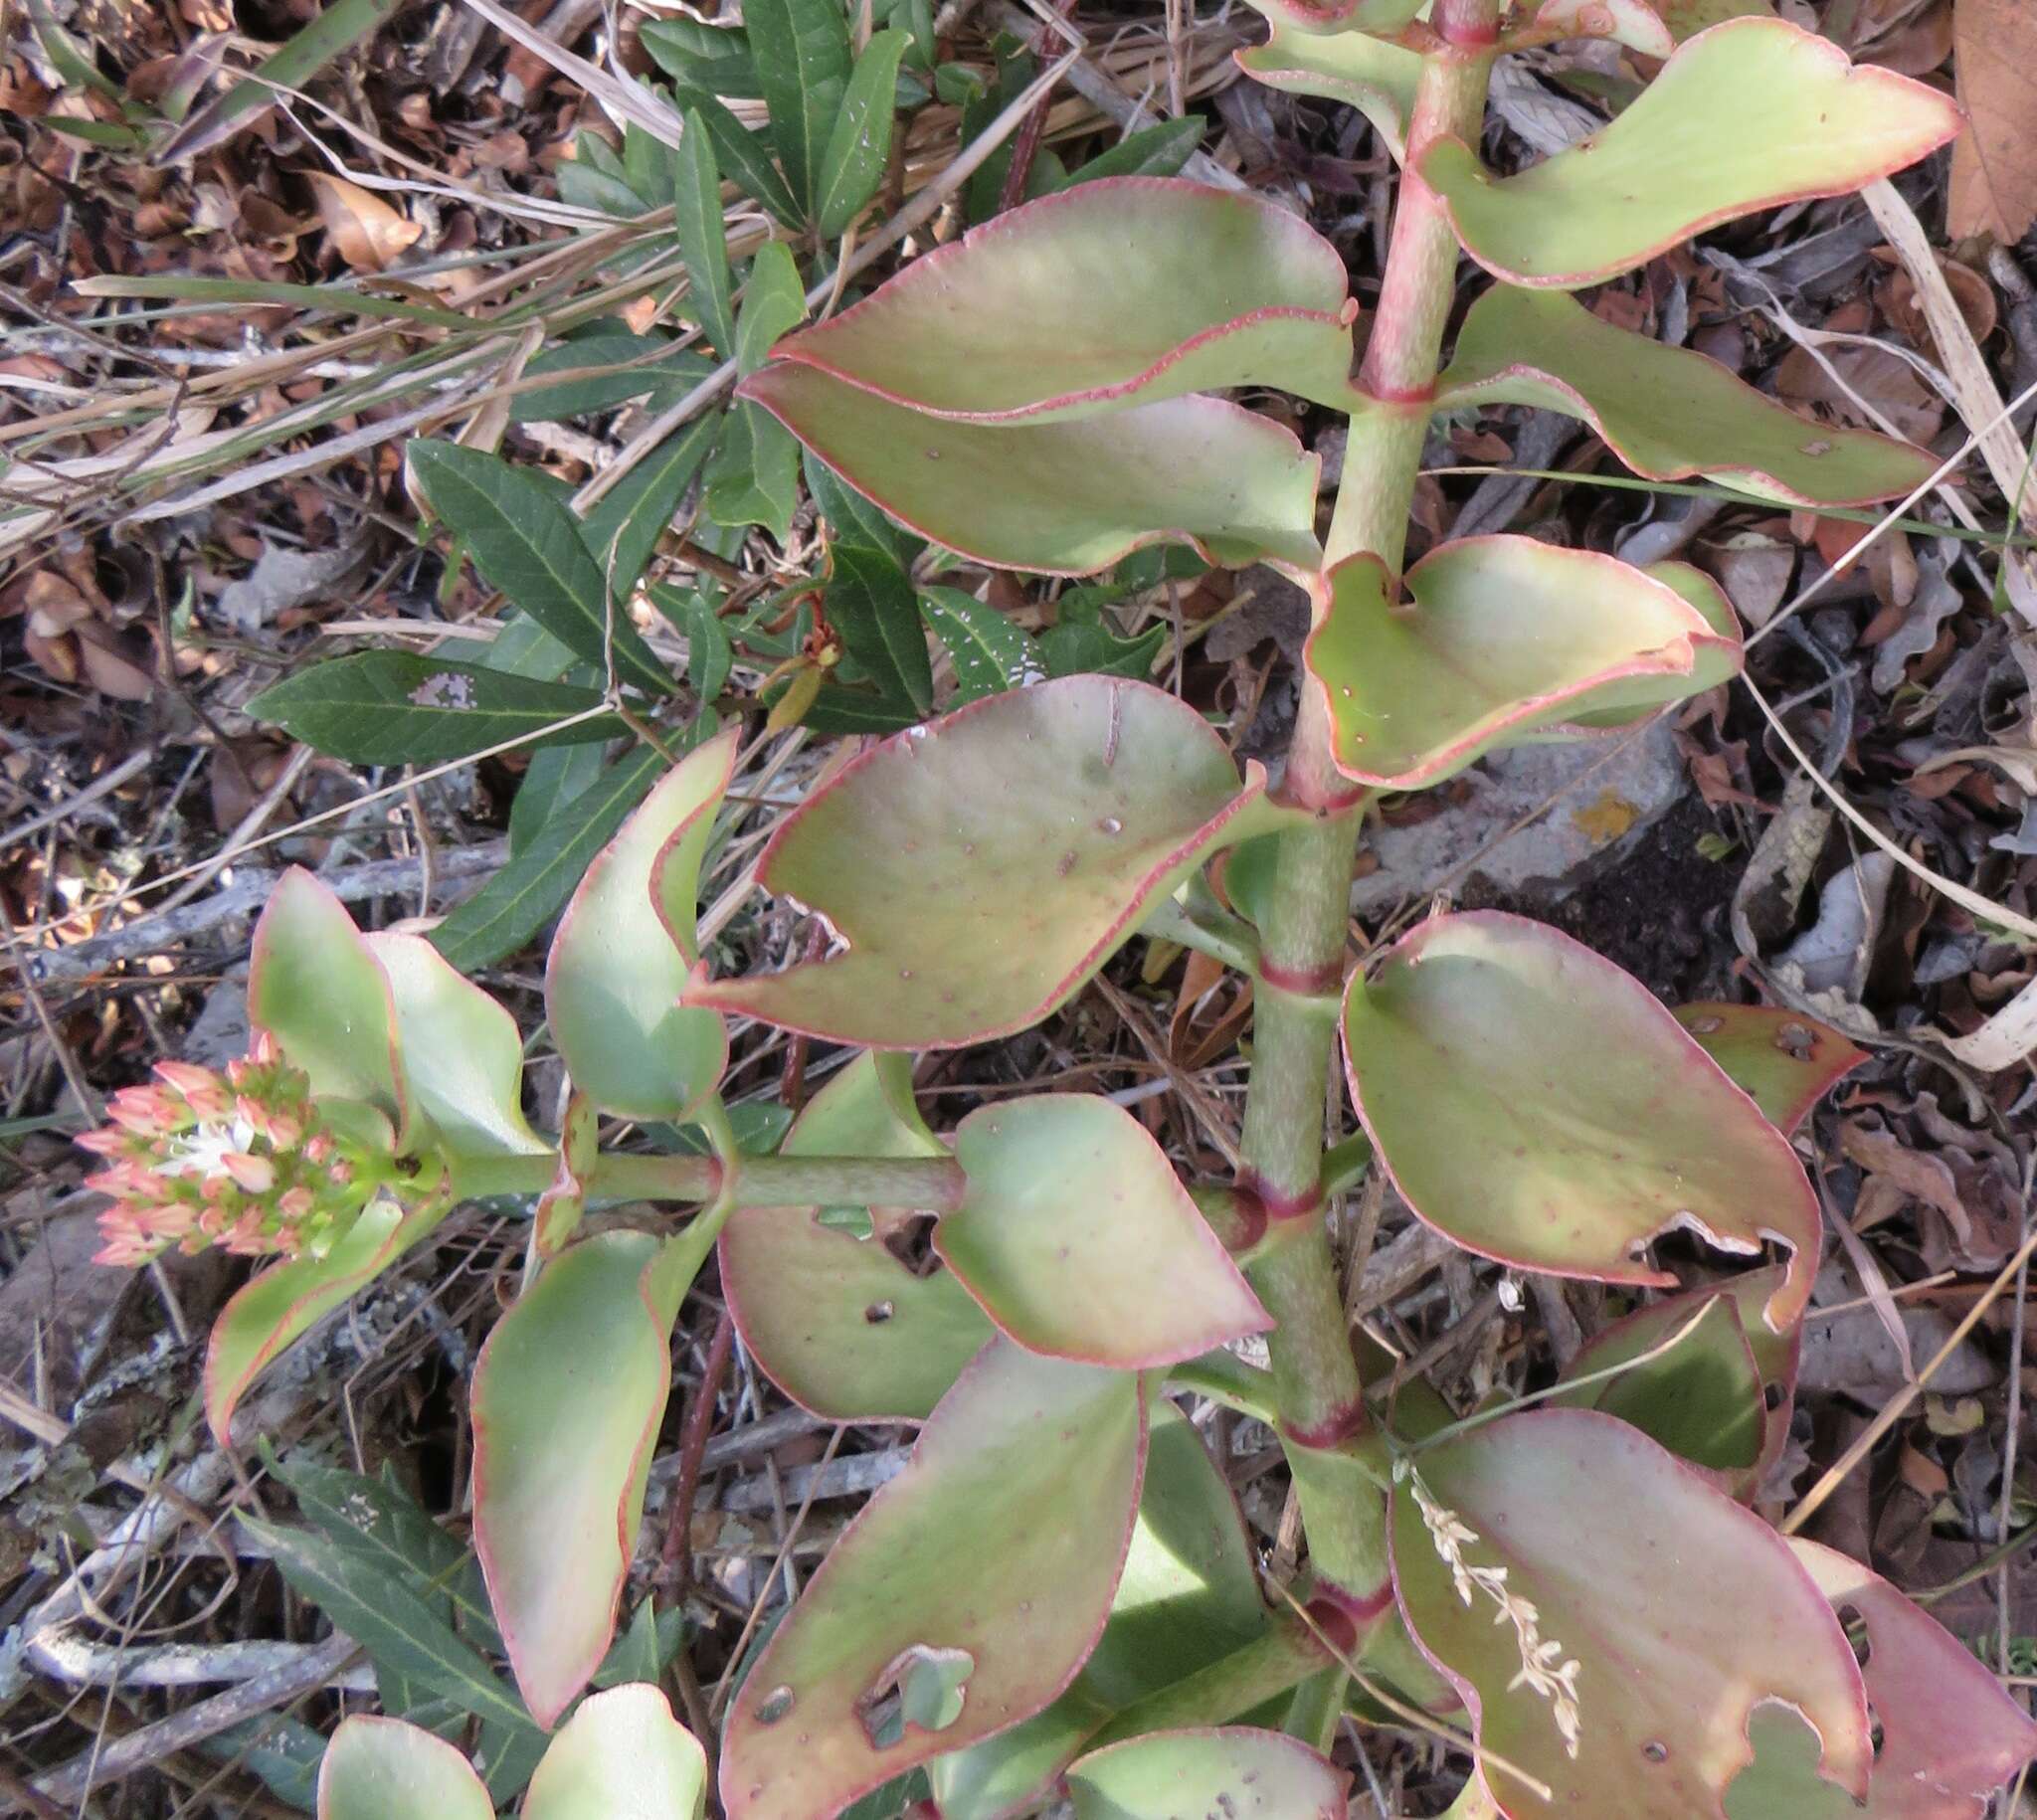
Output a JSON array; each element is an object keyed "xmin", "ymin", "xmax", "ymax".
[
  {"xmin": 1542, "ymin": 560, "xmax": 1744, "ymax": 733},
  {"xmin": 1393, "ymin": 1410, "xmax": 1872, "ymax": 1819},
  {"xmin": 719, "ymin": 1340, "xmax": 1148, "ymax": 1820},
  {"xmin": 1242, "ymin": 0, "xmax": 1421, "ymax": 36},
  {"xmin": 767, "ymin": 179, "xmax": 1357, "ymax": 420},
  {"xmin": 1551, "ymin": 1291, "xmax": 1763, "ymax": 1477},
  {"xmin": 364, "ymin": 933, "xmax": 548, "ymax": 1158},
  {"xmin": 744, "ymin": 362, "xmax": 1322, "ymax": 574},
  {"xmin": 723, "ymin": 1052, "xmax": 993, "ymax": 1421},
  {"xmin": 407, "ymin": 441, "xmax": 673, "ymax": 695},
  {"xmin": 1232, "ymin": 17, "xmax": 1420, "ymax": 162},
  {"xmin": 941, "ymin": 1095, "xmax": 1267, "ymax": 1367},
  {"xmin": 1064, "ymin": 1729, "xmax": 1347, "ymax": 1819},
  {"xmin": 247, "ymin": 653, "xmax": 622, "ymax": 765},
  {"xmin": 521, "ymin": 1684, "xmax": 709, "ymax": 1819},
  {"xmin": 1305, "ymin": 537, "xmax": 1738, "ymax": 788},
  {"xmin": 204, "ymin": 1192, "xmax": 447, "ymax": 1444},
  {"xmin": 1343, "ymin": 911, "xmax": 1819, "ymax": 1330},
  {"xmin": 1502, "ymin": 0, "xmax": 1675, "ymax": 55},
  {"xmin": 1557, "ymin": 1264, "xmax": 1800, "ymax": 1492},
  {"xmin": 544, "ymin": 726, "xmax": 736, "ymax": 1121},
  {"xmin": 317, "ymin": 1717, "xmax": 494, "ymax": 1820},
  {"xmin": 1437, "ymin": 286, "xmax": 1940, "ymax": 506},
  {"xmin": 1672, "ymin": 1002, "xmax": 1867, "ymax": 1134},
  {"xmin": 250, "ymin": 869, "xmax": 409, "ymax": 1141},
  {"xmin": 472, "ymin": 1232, "xmax": 692, "ymax": 1728},
  {"xmin": 1418, "ymin": 19, "xmax": 1962, "ymax": 288},
  {"xmin": 1724, "ymin": 1540, "xmax": 2037, "ymax": 1819},
  {"xmin": 688, "ymin": 677, "xmax": 1294, "ymax": 1045},
  {"xmin": 747, "ymin": 0, "xmax": 850, "ymax": 216},
  {"xmin": 928, "ymin": 1404, "xmax": 1269, "ymax": 1818}
]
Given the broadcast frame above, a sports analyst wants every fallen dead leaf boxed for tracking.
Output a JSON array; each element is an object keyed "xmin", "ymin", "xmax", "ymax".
[
  {"xmin": 304, "ymin": 171, "xmax": 422, "ymax": 273},
  {"xmin": 1948, "ymin": 0, "xmax": 2037, "ymax": 242}
]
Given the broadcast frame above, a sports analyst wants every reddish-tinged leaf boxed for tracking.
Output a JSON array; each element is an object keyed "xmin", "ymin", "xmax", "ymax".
[
  {"xmin": 1673, "ymin": 1002, "xmax": 1866, "ymax": 1134},
  {"xmin": 204, "ymin": 1190, "xmax": 446, "ymax": 1444},
  {"xmin": 1245, "ymin": 0, "xmax": 1421, "ymax": 32},
  {"xmin": 1305, "ymin": 538, "xmax": 1730, "ymax": 788},
  {"xmin": 1234, "ymin": 19, "xmax": 1420, "ymax": 160},
  {"xmin": 1343, "ymin": 912, "xmax": 1820, "ymax": 1330},
  {"xmin": 250, "ymin": 868, "xmax": 409, "ymax": 1144},
  {"xmin": 768, "ymin": 179, "xmax": 1358, "ymax": 420},
  {"xmin": 1392, "ymin": 1409, "xmax": 1872, "ymax": 1819},
  {"xmin": 719, "ymin": 1340, "xmax": 1148, "ymax": 1820},
  {"xmin": 928, "ymin": 1403, "xmax": 1269, "ymax": 1819},
  {"xmin": 472, "ymin": 1231, "xmax": 687, "ymax": 1727},
  {"xmin": 723, "ymin": 1052, "xmax": 993, "ymax": 1420},
  {"xmin": 1437, "ymin": 286, "xmax": 1940, "ymax": 507},
  {"xmin": 1419, "ymin": 19, "xmax": 1963, "ymax": 288},
  {"xmin": 1504, "ymin": 0, "xmax": 1675, "ymax": 56},
  {"xmin": 688, "ymin": 678, "xmax": 1293, "ymax": 1047},
  {"xmin": 741, "ymin": 363, "xmax": 1323, "ymax": 575},
  {"xmin": 544, "ymin": 726, "xmax": 736, "ymax": 1121},
  {"xmin": 1723, "ymin": 1540, "xmax": 2037, "ymax": 1818},
  {"xmin": 940, "ymin": 1095, "xmax": 1268, "ymax": 1367},
  {"xmin": 1065, "ymin": 1729, "xmax": 1348, "ymax": 1819},
  {"xmin": 1558, "ymin": 1263, "xmax": 1800, "ymax": 1491},
  {"xmin": 317, "ymin": 1715, "xmax": 493, "ymax": 1820}
]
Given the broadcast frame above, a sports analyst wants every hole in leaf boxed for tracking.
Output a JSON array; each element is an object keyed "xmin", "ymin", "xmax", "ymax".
[
  {"xmin": 1641, "ymin": 1739, "xmax": 1669, "ymax": 1764},
  {"xmin": 1774, "ymin": 1021, "xmax": 1816, "ymax": 1060},
  {"xmin": 1763, "ymin": 1380, "xmax": 1787, "ymax": 1413},
  {"xmin": 753, "ymin": 1684, "xmax": 796, "ymax": 1726},
  {"xmin": 864, "ymin": 1301, "xmax": 895, "ymax": 1324},
  {"xmin": 856, "ymin": 1644, "xmax": 974, "ymax": 1749},
  {"xmin": 1836, "ymin": 1602, "xmax": 1873, "ymax": 1672}
]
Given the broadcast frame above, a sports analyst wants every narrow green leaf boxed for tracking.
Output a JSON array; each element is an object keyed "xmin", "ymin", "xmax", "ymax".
[
  {"xmin": 806, "ymin": 448, "xmax": 922, "ymax": 565},
  {"xmin": 671, "ymin": 86, "xmax": 804, "ymax": 228},
  {"xmin": 242, "ymin": 1514, "xmax": 534, "ymax": 1731},
  {"xmin": 920, "ymin": 590, "xmax": 1041, "ymax": 703},
  {"xmin": 674, "ymin": 111, "xmax": 739, "ymax": 359},
  {"xmin": 430, "ymin": 745, "xmax": 666, "ymax": 971},
  {"xmin": 641, "ymin": 17, "xmax": 761, "ymax": 97},
  {"xmin": 580, "ymin": 414, "xmax": 720, "ymax": 599},
  {"xmin": 511, "ymin": 332, "xmax": 713, "ymax": 422},
  {"xmin": 667, "ymin": 588, "xmax": 734, "ymax": 702},
  {"xmin": 705, "ymin": 241, "xmax": 807, "ymax": 538},
  {"xmin": 816, "ymin": 29, "xmax": 910, "ymax": 238},
  {"xmin": 747, "ymin": 0, "xmax": 851, "ymax": 215},
  {"xmin": 1061, "ymin": 116, "xmax": 1205, "ymax": 185},
  {"xmin": 511, "ymin": 740, "xmax": 606, "ymax": 856},
  {"xmin": 828, "ymin": 545, "xmax": 932, "ymax": 716},
  {"xmin": 153, "ymin": 0, "xmax": 402, "ymax": 162},
  {"xmin": 202, "ymin": 1717, "xmax": 324, "ymax": 1812},
  {"xmin": 75, "ymin": 272, "xmax": 469, "ymax": 329},
  {"xmin": 408, "ymin": 441, "xmax": 672, "ymax": 694},
  {"xmin": 248, "ymin": 652, "xmax": 620, "ymax": 765}
]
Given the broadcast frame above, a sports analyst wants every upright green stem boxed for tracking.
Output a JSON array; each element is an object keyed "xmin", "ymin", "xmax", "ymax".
[{"xmin": 1237, "ymin": 5, "xmax": 1499, "ymax": 1609}]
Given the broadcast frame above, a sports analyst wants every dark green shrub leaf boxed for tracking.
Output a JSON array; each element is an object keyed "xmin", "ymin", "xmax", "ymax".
[
  {"xmin": 747, "ymin": 0, "xmax": 850, "ymax": 215},
  {"xmin": 816, "ymin": 29, "xmax": 910, "ymax": 237}
]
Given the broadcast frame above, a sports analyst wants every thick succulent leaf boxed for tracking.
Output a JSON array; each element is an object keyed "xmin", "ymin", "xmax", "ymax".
[
  {"xmin": 1543, "ymin": 561, "xmax": 1742, "ymax": 733},
  {"xmin": 521, "ymin": 1684, "xmax": 708, "ymax": 1819},
  {"xmin": 1343, "ymin": 912, "xmax": 1820, "ymax": 1330},
  {"xmin": 1553, "ymin": 1292, "xmax": 1763, "ymax": 1476},
  {"xmin": 544, "ymin": 726, "xmax": 737, "ymax": 1121},
  {"xmin": 689, "ymin": 678, "xmax": 1291, "ymax": 1046},
  {"xmin": 1233, "ymin": 20, "xmax": 1420, "ymax": 162},
  {"xmin": 1724, "ymin": 1540, "xmax": 2037, "ymax": 1819},
  {"xmin": 1437, "ymin": 286, "xmax": 1939, "ymax": 506},
  {"xmin": 1418, "ymin": 19, "xmax": 1963, "ymax": 288},
  {"xmin": 1392, "ymin": 1408, "xmax": 1872, "ymax": 1818},
  {"xmin": 472, "ymin": 1231, "xmax": 687, "ymax": 1728},
  {"xmin": 741, "ymin": 363, "xmax": 1322, "ymax": 575},
  {"xmin": 723, "ymin": 1051, "xmax": 993, "ymax": 1420},
  {"xmin": 1305, "ymin": 538, "xmax": 1728, "ymax": 788},
  {"xmin": 718, "ymin": 1340, "xmax": 1148, "ymax": 1820},
  {"xmin": 1065, "ymin": 1729, "xmax": 1348, "ymax": 1819},
  {"xmin": 767, "ymin": 179, "xmax": 1357, "ymax": 421},
  {"xmin": 1245, "ymin": 0, "xmax": 1420, "ymax": 33},
  {"xmin": 1673, "ymin": 1002, "xmax": 1866, "ymax": 1134},
  {"xmin": 1565, "ymin": 1264, "xmax": 1799, "ymax": 1489},
  {"xmin": 941, "ymin": 1095, "xmax": 1267, "ymax": 1367},
  {"xmin": 364, "ymin": 933, "xmax": 547, "ymax": 1158},
  {"xmin": 929, "ymin": 1403, "xmax": 1268, "ymax": 1820},
  {"xmin": 250, "ymin": 868, "xmax": 408, "ymax": 1142},
  {"xmin": 1504, "ymin": 0, "xmax": 1675, "ymax": 55},
  {"xmin": 205, "ymin": 1191, "xmax": 444, "ymax": 1444},
  {"xmin": 317, "ymin": 1715, "xmax": 493, "ymax": 1820}
]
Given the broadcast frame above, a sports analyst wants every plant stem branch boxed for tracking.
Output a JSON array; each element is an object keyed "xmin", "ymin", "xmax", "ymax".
[
  {"xmin": 451, "ymin": 1149, "xmax": 970, "ymax": 1210},
  {"xmin": 1234, "ymin": 12, "xmax": 1497, "ymax": 1608}
]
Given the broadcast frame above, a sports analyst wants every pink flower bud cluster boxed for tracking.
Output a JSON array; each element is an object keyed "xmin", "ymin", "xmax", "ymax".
[{"xmin": 77, "ymin": 1033, "xmax": 386, "ymax": 1266}]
